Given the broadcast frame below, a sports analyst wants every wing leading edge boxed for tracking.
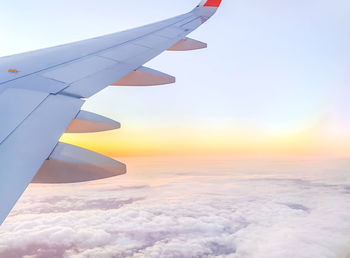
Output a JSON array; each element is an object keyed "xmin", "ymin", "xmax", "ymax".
[{"xmin": 0, "ymin": 0, "xmax": 222, "ymax": 225}]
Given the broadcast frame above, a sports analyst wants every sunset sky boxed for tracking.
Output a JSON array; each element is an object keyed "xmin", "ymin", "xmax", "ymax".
[
  {"xmin": 2, "ymin": 2, "xmax": 350, "ymax": 257},
  {"xmin": 1, "ymin": 0, "xmax": 350, "ymax": 157}
]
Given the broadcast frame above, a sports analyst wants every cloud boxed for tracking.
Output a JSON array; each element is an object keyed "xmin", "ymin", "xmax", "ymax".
[{"xmin": 1, "ymin": 158, "xmax": 350, "ymax": 258}]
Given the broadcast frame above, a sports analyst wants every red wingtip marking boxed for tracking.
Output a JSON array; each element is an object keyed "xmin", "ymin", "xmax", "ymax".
[{"xmin": 203, "ymin": 0, "xmax": 222, "ymax": 7}]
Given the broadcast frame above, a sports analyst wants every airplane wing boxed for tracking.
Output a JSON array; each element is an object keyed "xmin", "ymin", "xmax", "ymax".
[{"xmin": 0, "ymin": 0, "xmax": 222, "ymax": 225}]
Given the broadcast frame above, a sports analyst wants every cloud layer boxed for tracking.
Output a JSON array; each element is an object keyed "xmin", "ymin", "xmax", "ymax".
[{"xmin": 1, "ymin": 157, "xmax": 350, "ymax": 258}]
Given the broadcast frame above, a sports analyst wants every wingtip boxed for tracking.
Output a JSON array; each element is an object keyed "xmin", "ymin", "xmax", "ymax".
[{"xmin": 199, "ymin": 0, "xmax": 222, "ymax": 7}]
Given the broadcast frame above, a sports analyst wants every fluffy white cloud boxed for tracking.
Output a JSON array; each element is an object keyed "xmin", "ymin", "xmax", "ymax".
[{"xmin": 1, "ymin": 157, "xmax": 350, "ymax": 258}]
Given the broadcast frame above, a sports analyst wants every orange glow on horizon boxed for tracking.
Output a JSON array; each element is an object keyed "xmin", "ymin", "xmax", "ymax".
[{"xmin": 60, "ymin": 120, "xmax": 350, "ymax": 158}]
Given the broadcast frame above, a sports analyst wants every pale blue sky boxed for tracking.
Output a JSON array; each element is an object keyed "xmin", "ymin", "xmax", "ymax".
[{"xmin": 1, "ymin": 0, "xmax": 350, "ymax": 145}]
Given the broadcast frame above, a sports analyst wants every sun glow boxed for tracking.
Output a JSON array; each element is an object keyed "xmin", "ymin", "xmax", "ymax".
[{"xmin": 60, "ymin": 117, "xmax": 350, "ymax": 158}]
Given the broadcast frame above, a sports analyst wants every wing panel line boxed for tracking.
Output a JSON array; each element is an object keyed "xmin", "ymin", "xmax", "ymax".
[{"xmin": 0, "ymin": 12, "xmax": 195, "ymax": 87}]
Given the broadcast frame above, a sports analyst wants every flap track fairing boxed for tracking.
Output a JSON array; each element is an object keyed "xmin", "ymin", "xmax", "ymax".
[
  {"xmin": 112, "ymin": 66, "xmax": 175, "ymax": 86},
  {"xmin": 32, "ymin": 143, "xmax": 126, "ymax": 184},
  {"xmin": 168, "ymin": 37, "xmax": 207, "ymax": 51}
]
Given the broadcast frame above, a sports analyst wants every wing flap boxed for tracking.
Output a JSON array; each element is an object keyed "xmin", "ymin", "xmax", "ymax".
[
  {"xmin": 98, "ymin": 44, "xmax": 150, "ymax": 63},
  {"xmin": 181, "ymin": 18, "xmax": 203, "ymax": 31},
  {"xmin": 0, "ymin": 76, "xmax": 67, "ymax": 95},
  {"xmin": 61, "ymin": 62, "xmax": 134, "ymax": 98},
  {"xmin": 42, "ymin": 56, "xmax": 117, "ymax": 84},
  {"xmin": 133, "ymin": 35, "xmax": 173, "ymax": 49},
  {"xmin": 155, "ymin": 27, "xmax": 186, "ymax": 39}
]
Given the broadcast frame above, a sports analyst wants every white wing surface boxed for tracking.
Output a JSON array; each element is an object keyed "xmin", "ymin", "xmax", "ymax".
[{"xmin": 0, "ymin": 0, "xmax": 222, "ymax": 225}]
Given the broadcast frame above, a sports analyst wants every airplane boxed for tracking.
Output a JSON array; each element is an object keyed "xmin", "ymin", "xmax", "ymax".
[{"xmin": 0, "ymin": 0, "xmax": 222, "ymax": 225}]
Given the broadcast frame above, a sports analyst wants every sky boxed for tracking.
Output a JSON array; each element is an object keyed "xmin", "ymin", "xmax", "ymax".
[
  {"xmin": 2, "ymin": 2, "xmax": 350, "ymax": 257},
  {"xmin": 1, "ymin": 0, "xmax": 350, "ymax": 157}
]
